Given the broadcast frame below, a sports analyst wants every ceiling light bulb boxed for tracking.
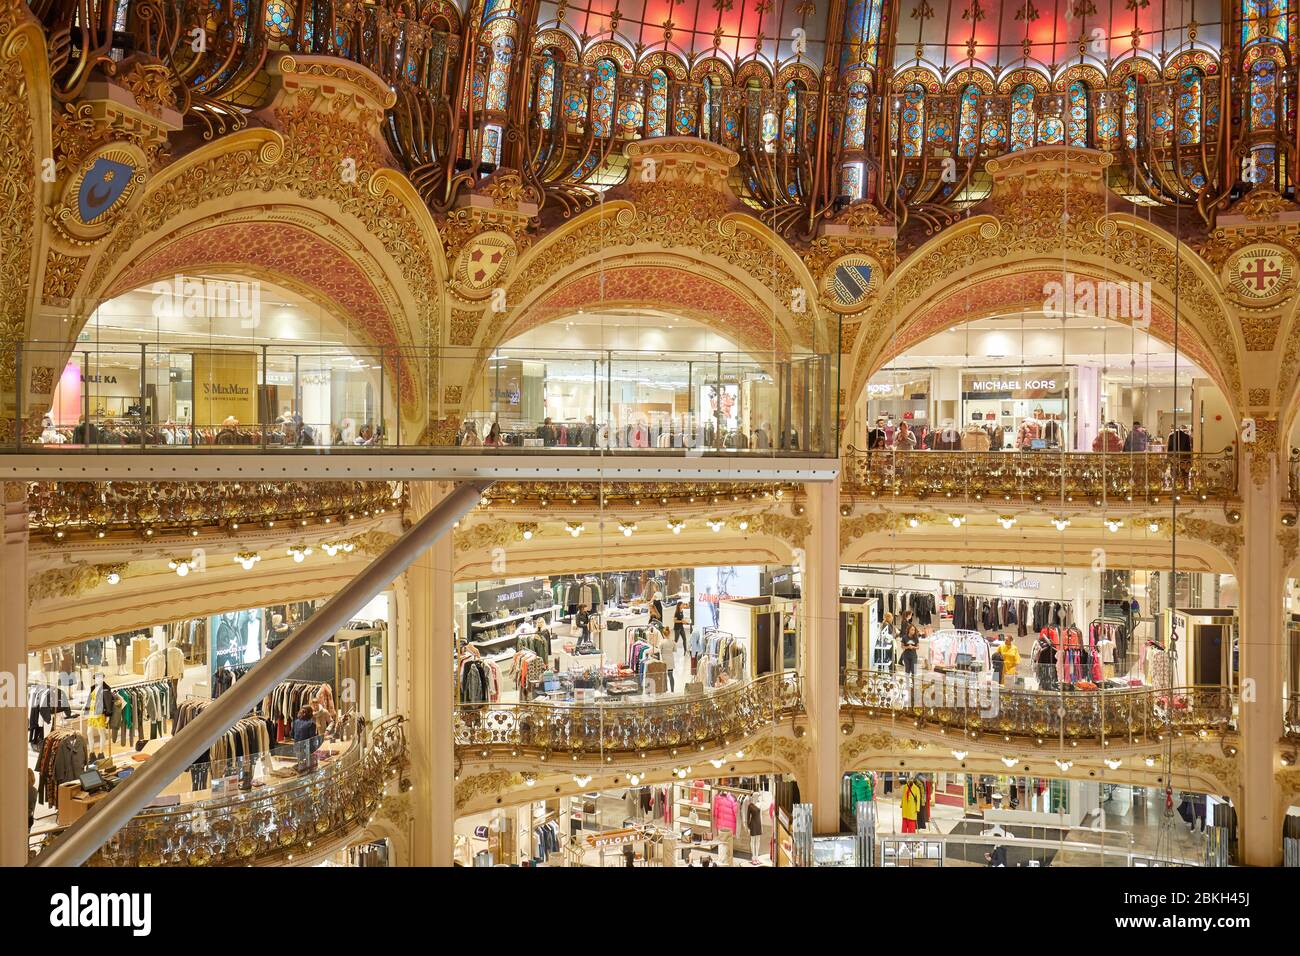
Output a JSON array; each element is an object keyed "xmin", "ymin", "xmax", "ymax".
[
  {"xmin": 709, "ymin": 758, "xmax": 724, "ymax": 768},
  {"xmin": 734, "ymin": 750, "xmax": 745, "ymax": 759},
  {"xmin": 1148, "ymin": 521, "xmax": 1160, "ymax": 533},
  {"xmin": 951, "ymin": 749, "xmax": 968, "ymax": 761},
  {"xmin": 1105, "ymin": 518, "xmax": 1123, "ymax": 532},
  {"xmin": 175, "ymin": 562, "xmax": 189, "ymax": 577},
  {"xmin": 1001, "ymin": 756, "xmax": 1017, "ymax": 767},
  {"xmin": 106, "ymin": 572, "xmax": 120, "ymax": 585},
  {"xmin": 1055, "ymin": 759, "xmax": 1073, "ymax": 772},
  {"xmin": 1104, "ymin": 758, "xmax": 1122, "ymax": 769},
  {"xmin": 1052, "ymin": 517, "xmax": 1070, "ymax": 531},
  {"xmin": 907, "ymin": 516, "xmax": 919, "ymax": 528},
  {"xmin": 998, "ymin": 516, "xmax": 1016, "ymax": 529},
  {"xmin": 573, "ymin": 774, "xmax": 592, "ymax": 787},
  {"xmin": 707, "ymin": 519, "xmax": 724, "ymax": 532},
  {"xmin": 949, "ymin": 515, "xmax": 964, "ymax": 528},
  {"xmin": 522, "ymin": 528, "xmax": 533, "ymax": 540},
  {"xmin": 738, "ymin": 519, "xmax": 749, "ymax": 530}
]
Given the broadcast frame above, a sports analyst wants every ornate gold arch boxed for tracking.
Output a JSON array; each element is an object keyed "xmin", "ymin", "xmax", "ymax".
[
  {"xmin": 25, "ymin": 57, "xmax": 449, "ymax": 432},
  {"xmin": 848, "ymin": 149, "xmax": 1244, "ymax": 415}
]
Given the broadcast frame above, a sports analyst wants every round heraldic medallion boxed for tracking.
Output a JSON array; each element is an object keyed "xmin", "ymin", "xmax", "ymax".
[
  {"xmin": 453, "ymin": 231, "xmax": 518, "ymax": 297},
  {"xmin": 1226, "ymin": 243, "xmax": 1293, "ymax": 302},
  {"xmin": 823, "ymin": 254, "xmax": 879, "ymax": 312},
  {"xmin": 72, "ymin": 149, "xmax": 141, "ymax": 226}
]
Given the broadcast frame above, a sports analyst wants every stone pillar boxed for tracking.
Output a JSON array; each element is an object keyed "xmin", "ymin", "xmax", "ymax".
[
  {"xmin": 1238, "ymin": 441, "xmax": 1285, "ymax": 866},
  {"xmin": 404, "ymin": 482, "xmax": 458, "ymax": 866},
  {"xmin": 803, "ymin": 477, "xmax": 842, "ymax": 832},
  {"xmin": 0, "ymin": 483, "xmax": 28, "ymax": 866}
]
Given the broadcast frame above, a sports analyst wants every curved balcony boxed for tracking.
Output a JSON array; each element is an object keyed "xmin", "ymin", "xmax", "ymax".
[
  {"xmin": 29, "ymin": 716, "xmax": 408, "ymax": 867},
  {"xmin": 841, "ymin": 670, "xmax": 1235, "ymax": 747},
  {"xmin": 455, "ymin": 672, "xmax": 803, "ymax": 763},
  {"xmin": 25, "ymin": 480, "xmax": 403, "ymax": 541},
  {"xmin": 844, "ymin": 448, "xmax": 1238, "ymax": 506}
]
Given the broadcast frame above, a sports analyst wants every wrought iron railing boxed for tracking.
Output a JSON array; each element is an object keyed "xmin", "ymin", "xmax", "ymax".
[
  {"xmin": 843, "ymin": 448, "xmax": 1238, "ymax": 504},
  {"xmin": 841, "ymin": 670, "xmax": 1235, "ymax": 744},
  {"xmin": 30, "ymin": 715, "xmax": 408, "ymax": 867},
  {"xmin": 1287, "ymin": 695, "xmax": 1300, "ymax": 739},
  {"xmin": 455, "ymin": 672, "xmax": 804, "ymax": 760}
]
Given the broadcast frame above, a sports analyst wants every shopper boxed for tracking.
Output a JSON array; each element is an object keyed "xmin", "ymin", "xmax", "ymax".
[
  {"xmin": 894, "ymin": 421, "xmax": 916, "ymax": 450},
  {"xmin": 293, "ymin": 705, "xmax": 319, "ymax": 771},
  {"xmin": 991, "ymin": 639, "xmax": 1005, "ymax": 684},
  {"xmin": 1123, "ymin": 420, "xmax": 1149, "ymax": 452},
  {"xmin": 537, "ymin": 417, "xmax": 558, "ymax": 446},
  {"xmin": 658, "ymin": 632, "xmax": 678, "ymax": 692},
  {"xmin": 484, "ymin": 421, "xmax": 503, "ymax": 447},
  {"xmin": 1032, "ymin": 633, "xmax": 1057, "ymax": 690},
  {"xmin": 649, "ymin": 591, "xmax": 664, "ymax": 628},
  {"xmin": 459, "ymin": 420, "xmax": 481, "ymax": 446},
  {"xmin": 881, "ymin": 612, "xmax": 897, "ymax": 670},
  {"xmin": 899, "ymin": 622, "xmax": 920, "ymax": 676},
  {"xmin": 575, "ymin": 604, "xmax": 592, "ymax": 645},
  {"xmin": 984, "ymin": 845, "xmax": 1008, "ymax": 867},
  {"xmin": 1000, "ymin": 635, "xmax": 1020, "ymax": 685},
  {"xmin": 1167, "ymin": 425, "xmax": 1192, "ymax": 488},
  {"xmin": 673, "ymin": 602, "xmax": 687, "ymax": 644}
]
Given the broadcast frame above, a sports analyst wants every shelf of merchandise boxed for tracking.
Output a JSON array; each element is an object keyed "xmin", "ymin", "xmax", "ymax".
[{"xmin": 470, "ymin": 604, "xmax": 560, "ymax": 631}]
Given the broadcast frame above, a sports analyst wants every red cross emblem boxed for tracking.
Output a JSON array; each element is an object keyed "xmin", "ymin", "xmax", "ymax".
[{"xmin": 1239, "ymin": 255, "xmax": 1282, "ymax": 293}]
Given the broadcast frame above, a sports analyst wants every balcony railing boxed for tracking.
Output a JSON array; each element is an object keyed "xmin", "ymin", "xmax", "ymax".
[
  {"xmin": 844, "ymin": 448, "xmax": 1238, "ymax": 504},
  {"xmin": 13, "ymin": 343, "xmax": 836, "ymax": 457},
  {"xmin": 1287, "ymin": 695, "xmax": 1300, "ymax": 740},
  {"xmin": 29, "ymin": 716, "xmax": 408, "ymax": 867},
  {"xmin": 25, "ymin": 479, "xmax": 403, "ymax": 540},
  {"xmin": 455, "ymin": 672, "xmax": 804, "ymax": 760},
  {"xmin": 841, "ymin": 670, "xmax": 1235, "ymax": 745}
]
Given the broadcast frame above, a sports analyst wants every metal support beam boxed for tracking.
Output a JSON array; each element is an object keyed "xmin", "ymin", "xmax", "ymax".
[
  {"xmin": 31, "ymin": 479, "xmax": 492, "ymax": 868},
  {"xmin": 0, "ymin": 453, "xmax": 839, "ymax": 482}
]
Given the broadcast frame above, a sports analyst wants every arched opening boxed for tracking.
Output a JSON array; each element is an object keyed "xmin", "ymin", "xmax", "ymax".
[
  {"xmin": 37, "ymin": 275, "xmax": 393, "ymax": 448},
  {"xmin": 856, "ymin": 313, "xmax": 1229, "ymax": 456}
]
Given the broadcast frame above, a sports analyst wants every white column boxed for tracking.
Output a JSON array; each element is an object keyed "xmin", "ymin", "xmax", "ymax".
[
  {"xmin": 406, "ymin": 482, "xmax": 457, "ymax": 866},
  {"xmin": 804, "ymin": 477, "xmax": 841, "ymax": 832},
  {"xmin": 1238, "ymin": 452, "xmax": 1284, "ymax": 866},
  {"xmin": 0, "ymin": 483, "xmax": 28, "ymax": 866}
]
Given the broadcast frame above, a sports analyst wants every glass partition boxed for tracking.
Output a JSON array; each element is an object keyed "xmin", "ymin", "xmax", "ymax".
[{"xmin": 16, "ymin": 343, "xmax": 839, "ymax": 456}]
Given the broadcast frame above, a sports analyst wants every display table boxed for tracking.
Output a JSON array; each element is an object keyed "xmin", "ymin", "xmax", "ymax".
[{"xmin": 557, "ymin": 649, "xmax": 604, "ymax": 672}]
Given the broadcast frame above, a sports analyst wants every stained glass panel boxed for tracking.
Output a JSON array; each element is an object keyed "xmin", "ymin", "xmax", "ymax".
[
  {"xmin": 648, "ymin": 69, "xmax": 669, "ymax": 137},
  {"xmin": 957, "ymin": 85, "xmax": 980, "ymax": 157},
  {"xmin": 1067, "ymin": 81, "xmax": 1088, "ymax": 147},
  {"xmin": 1177, "ymin": 69, "xmax": 1202, "ymax": 145},
  {"xmin": 1010, "ymin": 83, "xmax": 1035, "ymax": 151},
  {"xmin": 844, "ymin": 81, "xmax": 869, "ymax": 150},
  {"xmin": 538, "ymin": 55, "xmax": 556, "ymax": 130},
  {"xmin": 593, "ymin": 59, "xmax": 616, "ymax": 136}
]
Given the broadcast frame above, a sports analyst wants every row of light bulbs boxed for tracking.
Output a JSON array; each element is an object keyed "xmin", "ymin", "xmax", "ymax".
[
  {"xmin": 545, "ymin": 518, "xmax": 753, "ymax": 540},
  {"xmin": 906, "ymin": 515, "xmax": 1163, "ymax": 533},
  {"xmin": 168, "ymin": 542, "xmax": 357, "ymax": 576},
  {"xmin": 950, "ymin": 750, "xmax": 1141, "ymax": 773},
  {"xmin": 532, "ymin": 749, "xmax": 753, "ymax": 790},
  {"xmin": 484, "ymin": 489, "xmax": 787, "ymax": 509}
]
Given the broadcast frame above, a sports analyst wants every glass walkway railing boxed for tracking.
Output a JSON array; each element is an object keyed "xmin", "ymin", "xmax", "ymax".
[{"xmin": 11, "ymin": 343, "xmax": 838, "ymax": 457}]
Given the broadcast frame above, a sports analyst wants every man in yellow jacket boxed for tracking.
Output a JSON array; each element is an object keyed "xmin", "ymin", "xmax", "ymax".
[{"xmin": 999, "ymin": 636, "xmax": 1021, "ymax": 685}]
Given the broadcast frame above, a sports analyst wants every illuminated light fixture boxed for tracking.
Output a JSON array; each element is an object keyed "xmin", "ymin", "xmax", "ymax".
[
  {"xmin": 1104, "ymin": 517, "xmax": 1124, "ymax": 532},
  {"xmin": 1000, "ymin": 756, "xmax": 1018, "ymax": 767},
  {"xmin": 1104, "ymin": 758, "xmax": 1123, "ymax": 770},
  {"xmin": 674, "ymin": 767, "xmax": 688, "ymax": 779},
  {"xmin": 524, "ymin": 774, "xmax": 536, "ymax": 787},
  {"xmin": 565, "ymin": 522, "xmax": 584, "ymax": 538},
  {"xmin": 907, "ymin": 515, "xmax": 920, "ymax": 528},
  {"xmin": 1051, "ymin": 516, "xmax": 1071, "ymax": 531},
  {"xmin": 706, "ymin": 519, "xmax": 725, "ymax": 532},
  {"xmin": 521, "ymin": 525, "xmax": 534, "ymax": 541},
  {"xmin": 167, "ymin": 557, "xmax": 194, "ymax": 577},
  {"xmin": 96, "ymin": 531, "xmax": 106, "ymax": 539},
  {"xmin": 106, "ymin": 572, "xmax": 121, "ymax": 585},
  {"xmin": 709, "ymin": 758, "xmax": 725, "ymax": 768},
  {"xmin": 774, "ymin": 489, "xmax": 784, "ymax": 499},
  {"xmin": 234, "ymin": 551, "xmax": 262, "ymax": 571},
  {"xmin": 951, "ymin": 749, "xmax": 968, "ymax": 761},
  {"xmin": 628, "ymin": 773, "xmax": 642, "ymax": 786},
  {"xmin": 737, "ymin": 519, "xmax": 749, "ymax": 531},
  {"xmin": 287, "ymin": 545, "xmax": 312, "ymax": 563},
  {"xmin": 734, "ymin": 750, "xmax": 745, "ymax": 759},
  {"xmin": 997, "ymin": 516, "xmax": 1017, "ymax": 529},
  {"xmin": 1148, "ymin": 520, "xmax": 1160, "ymax": 533},
  {"xmin": 948, "ymin": 515, "xmax": 965, "ymax": 528},
  {"xmin": 667, "ymin": 520, "xmax": 685, "ymax": 535},
  {"xmin": 480, "ymin": 496, "xmax": 490, "ymax": 507},
  {"xmin": 619, "ymin": 522, "xmax": 637, "ymax": 537},
  {"xmin": 572, "ymin": 774, "xmax": 592, "ymax": 787},
  {"xmin": 1144, "ymin": 756, "xmax": 1156, "ymax": 767},
  {"xmin": 1054, "ymin": 759, "xmax": 1073, "ymax": 772}
]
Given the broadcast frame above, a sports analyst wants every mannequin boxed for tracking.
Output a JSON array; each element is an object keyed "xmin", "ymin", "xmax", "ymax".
[
  {"xmin": 39, "ymin": 414, "xmax": 65, "ymax": 444},
  {"xmin": 86, "ymin": 674, "xmax": 112, "ymax": 757},
  {"xmin": 143, "ymin": 643, "xmax": 168, "ymax": 680}
]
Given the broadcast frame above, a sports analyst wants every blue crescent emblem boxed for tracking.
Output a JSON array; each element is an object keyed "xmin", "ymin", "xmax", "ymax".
[{"xmin": 77, "ymin": 157, "xmax": 136, "ymax": 225}]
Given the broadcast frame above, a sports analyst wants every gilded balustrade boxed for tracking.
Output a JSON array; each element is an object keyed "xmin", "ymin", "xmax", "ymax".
[
  {"xmin": 844, "ymin": 449, "xmax": 1238, "ymax": 505},
  {"xmin": 29, "ymin": 716, "xmax": 408, "ymax": 867},
  {"xmin": 841, "ymin": 669, "xmax": 1235, "ymax": 745},
  {"xmin": 455, "ymin": 672, "xmax": 804, "ymax": 760},
  {"xmin": 25, "ymin": 480, "xmax": 404, "ymax": 540}
]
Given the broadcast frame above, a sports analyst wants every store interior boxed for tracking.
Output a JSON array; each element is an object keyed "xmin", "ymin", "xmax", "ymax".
[
  {"xmin": 455, "ymin": 773, "xmax": 802, "ymax": 867},
  {"xmin": 837, "ymin": 564, "xmax": 1239, "ymax": 693},
  {"xmin": 455, "ymin": 565, "xmax": 800, "ymax": 704},
  {"xmin": 854, "ymin": 315, "xmax": 1233, "ymax": 455},
  {"xmin": 838, "ymin": 770, "xmax": 1236, "ymax": 867},
  {"xmin": 27, "ymin": 594, "xmax": 391, "ymax": 833}
]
